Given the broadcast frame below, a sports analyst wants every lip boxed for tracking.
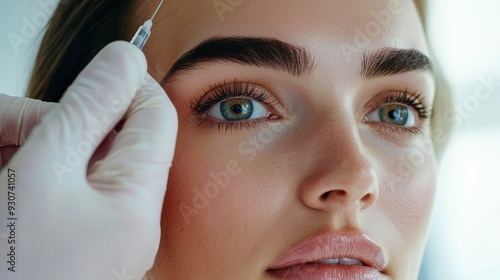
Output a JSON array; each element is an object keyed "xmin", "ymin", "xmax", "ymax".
[{"xmin": 267, "ymin": 231, "xmax": 387, "ymax": 279}]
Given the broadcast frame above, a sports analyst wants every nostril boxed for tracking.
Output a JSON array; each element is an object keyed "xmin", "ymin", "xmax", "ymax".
[
  {"xmin": 320, "ymin": 190, "xmax": 347, "ymax": 200},
  {"xmin": 361, "ymin": 193, "xmax": 372, "ymax": 203}
]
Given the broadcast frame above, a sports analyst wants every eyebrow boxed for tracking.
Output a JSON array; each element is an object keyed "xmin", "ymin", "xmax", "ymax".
[
  {"xmin": 161, "ymin": 37, "xmax": 432, "ymax": 84},
  {"xmin": 161, "ymin": 36, "xmax": 314, "ymax": 84},
  {"xmin": 361, "ymin": 48, "xmax": 432, "ymax": 79}
]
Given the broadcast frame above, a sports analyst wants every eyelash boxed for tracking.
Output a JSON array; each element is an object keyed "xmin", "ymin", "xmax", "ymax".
[
  {"xmin": 385, "ymin": 89, "xmax": 431, "ymax": 119},
  {"xmin": 371, "ymin": 89, "xmax": 432, "ymax": 135},
  {"xmin": 188, "ymin": 81, "xmax": 431, "ymax": 134},
  {"xmin": 188, "ymin": 80, "xmax": 279, "ymax": 132}
]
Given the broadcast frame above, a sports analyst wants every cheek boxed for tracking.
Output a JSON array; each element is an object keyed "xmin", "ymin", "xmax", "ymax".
[
  {"xmin": 370, "ymin": 143, "xmax": 438, "ymax": 275},
  {"xmin": 156, "ymin": 127, "xmax": 293, "ymax": 278},
  {"xmin": 383, "ymin": 149, "xmax": 437, "ymax": 238}
]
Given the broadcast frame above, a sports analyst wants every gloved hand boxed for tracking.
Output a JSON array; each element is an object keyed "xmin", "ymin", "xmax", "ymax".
[
  {"xmin": 0, "ymin": 41, "xmax": 178, "ymax": 280},
  {"xmin": 0, "ymin": 95, "xmax": 56, "ymax": 167}
]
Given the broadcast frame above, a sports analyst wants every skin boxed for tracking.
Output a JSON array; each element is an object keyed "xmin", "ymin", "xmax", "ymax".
[{"xmin": 130, "ymin": 0, "xmax": 437, "ymax": 279}]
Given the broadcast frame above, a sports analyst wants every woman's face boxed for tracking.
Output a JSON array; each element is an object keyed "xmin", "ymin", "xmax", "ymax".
[{"xmin": 137, "ymin": 0, "xmax": 437, "ymax": 279}]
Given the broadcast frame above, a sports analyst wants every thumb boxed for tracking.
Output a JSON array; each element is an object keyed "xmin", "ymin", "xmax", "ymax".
[
  {"xmin": 90, "ymin": 73, "xmax": 178, "ymax": 212},
  {"xmin": 23, "ymin": 41, "xmax": 147, "ymax": 170}
]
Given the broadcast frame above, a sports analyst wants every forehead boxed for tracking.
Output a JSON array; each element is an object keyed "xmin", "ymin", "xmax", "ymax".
[{"xmin": 144, "ymin": 0, "xmax": 428, "ymax": 76}]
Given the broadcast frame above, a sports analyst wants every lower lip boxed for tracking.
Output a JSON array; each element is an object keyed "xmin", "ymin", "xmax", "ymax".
[{"xmin": 267, "ymin": 264, "xmax": 388, "ymax": 280}]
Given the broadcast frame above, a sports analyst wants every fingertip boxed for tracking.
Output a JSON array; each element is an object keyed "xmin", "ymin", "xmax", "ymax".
[
  {"xmin": 33, "ymin": 41, "xmax": 150, "ymax": 160},
  {"xmin": 106, "ymin": 41, "xmax": 147, "ymax": 70},
  {"xmin": 98, "ymin": 41, "xmax": 148, "ymax": 86}
]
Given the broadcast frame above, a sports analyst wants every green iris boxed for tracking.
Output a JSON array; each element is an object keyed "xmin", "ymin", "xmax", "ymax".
[
  {"xmin": 220, "ymin": 98, "xmax": 253, "ymax": 120},
  {"xmin": 379, "ymin": 104, "xmax": 408, "ymax": 126}
]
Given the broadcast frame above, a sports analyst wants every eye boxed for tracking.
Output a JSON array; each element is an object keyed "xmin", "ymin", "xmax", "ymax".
[
  {"xmin": 188, "ymin": 81, "xmax": 282, "ymax": 132},
  {"xmin": 365, "ymin": 104, "xmax": 416, "ymax": 127},
  {"xmin": 206, "ymin": 98, "xmax": 271, "ymax": 121},
  {"xmin": 363, "ymin": 90, "xmax": 431, "ymax": 136}
]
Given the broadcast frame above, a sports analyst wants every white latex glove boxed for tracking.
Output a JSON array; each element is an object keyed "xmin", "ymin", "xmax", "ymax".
[{"xmin": 0, "ymin": 41, "xmax": 178, "ymax": 280}]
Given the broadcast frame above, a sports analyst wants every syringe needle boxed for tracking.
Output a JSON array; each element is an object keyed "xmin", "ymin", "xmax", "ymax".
[
  {"xmin": 150, "ymin": 0, "xmax": 164, "ymax": 21},
  {"xmin": 130, "ymin": 0, "xmax": 165, "ymax": 50}
]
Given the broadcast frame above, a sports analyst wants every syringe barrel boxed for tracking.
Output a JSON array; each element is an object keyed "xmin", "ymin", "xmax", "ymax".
[{"xmin": 130, "ymin": 26, "xmax": 151, "ymax": 50}]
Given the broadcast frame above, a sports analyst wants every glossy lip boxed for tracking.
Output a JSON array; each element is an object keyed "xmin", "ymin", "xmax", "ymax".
[{"xmin": 267, "ymin": 231, "xmax": 387, "ymax": 272}]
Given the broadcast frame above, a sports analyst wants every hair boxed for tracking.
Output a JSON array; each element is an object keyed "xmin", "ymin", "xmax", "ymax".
[
  {"xmin": 27, "ymin": 0, "xmax": 451, "ymax": 158},
  {"xmin": 27, "ymin": 0, "xmax": 136, "ymax": 102}
]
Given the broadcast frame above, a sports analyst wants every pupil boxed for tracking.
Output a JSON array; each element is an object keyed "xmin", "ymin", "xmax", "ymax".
[
  {"xmin": 220, "ymin": 98, "xmax": 253, "ymax": 120},
  {"xmin": 389, "ymin": 110, "xmax": 400, "ymax": 120},
  {"xmin": 231, "ymin": 104, "xmax": 243, "ymax": 114},
  {"xmin": 379, "ymin": 105, "xmax": 408, "ymax": 126}
]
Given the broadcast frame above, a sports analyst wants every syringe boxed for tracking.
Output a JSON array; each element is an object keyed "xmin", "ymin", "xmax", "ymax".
[{"xmin": 130, "ymin": 0, "xmax": 164, "ymax": 50}]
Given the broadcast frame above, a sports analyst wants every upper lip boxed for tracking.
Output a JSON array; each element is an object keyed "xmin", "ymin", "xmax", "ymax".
[{"xmin": 267, "ymin": 231, "xmax": 387, "ymax": 271}]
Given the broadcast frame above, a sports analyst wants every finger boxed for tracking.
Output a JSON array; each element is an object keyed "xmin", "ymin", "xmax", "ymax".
[
  {"xmin": 87, "ymin": 129, "xmax": 118, "ymax": 172},
  {"xmin": 25, "ymin": 41, "xmax": 147, "ymax": 167},
  {"xmin": 0, "ymin": 94, "xmax": 57, "ymax": 146},
  {"xmin": 89, "ymin": 73, "xmax": 178, "ymax": 210}
]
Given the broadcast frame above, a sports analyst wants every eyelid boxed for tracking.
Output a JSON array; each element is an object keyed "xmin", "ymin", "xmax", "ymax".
[
  {"xmin": 207, "ymin": 99, "xmax": 270, "ymax": 120},
  {"xmin": 188, "ymin": 80, "xmax": 286, "ymax": 118},
  {"xmin": 365, "ymin": 104, "xmax": 416, "ymax": 126},
  {"xmin": 361, "ymin": 89, "xmax": 431, "ymax": 122},
  {"xmin": 360, "ymin": 89, "xmax": 432, "ymax": 138}
]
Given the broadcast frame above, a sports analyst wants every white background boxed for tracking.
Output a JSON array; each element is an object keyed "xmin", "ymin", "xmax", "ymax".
[
  {"xmin": 0, "ymin": 1, "xmax": 49, "ymax": 97},
  {"xmin": 1, "ymin": 1, "xmax": 499, "ymax": 279},
  {"xmin": 420, "ymin": 1, "xmax": 500, "ymax": 279}
]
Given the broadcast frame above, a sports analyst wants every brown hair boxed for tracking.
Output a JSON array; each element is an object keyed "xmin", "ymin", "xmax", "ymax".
[{"xmin": 27, "ymin": 0, "xmax": 136, "ymax": 102}]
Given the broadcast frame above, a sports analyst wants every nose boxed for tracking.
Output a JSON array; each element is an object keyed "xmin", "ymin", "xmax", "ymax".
[{"xmin": 299, "ymin": 144, "xmax": 379, "ymax": 213}]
